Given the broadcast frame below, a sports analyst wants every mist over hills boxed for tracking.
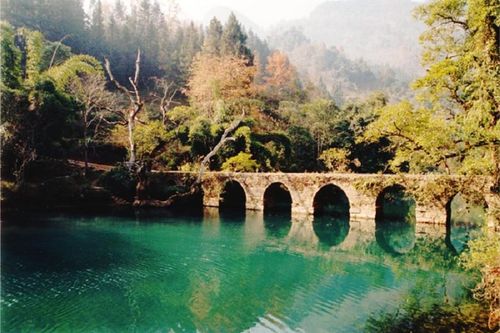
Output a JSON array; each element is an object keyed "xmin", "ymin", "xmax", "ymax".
[
  {"xmin": 204, "ymin": 0, "xmax": 423, "ymax": 102},
  {"xmin": 287, "ymin": 0, "xmax": 425, "ymax": 76}
]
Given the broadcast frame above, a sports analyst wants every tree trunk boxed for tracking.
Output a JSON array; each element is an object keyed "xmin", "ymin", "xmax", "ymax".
[
  {"xmin": 84, "ymin": 140, "xmax": 89, "ymax": 176},
  {"xmin": 83, "ymin": 113, "xmax": 89, "ymax": 177},
  {"xmin": 128, "ymin": 110, "xmax": 136, "ymax": 165}
]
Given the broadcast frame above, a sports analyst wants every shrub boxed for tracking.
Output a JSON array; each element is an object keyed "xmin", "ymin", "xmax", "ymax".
[
  {"xmin": 221, "ymin": 152, "xmax": 260, "ymax": 172},
  {"xmin": 319, "ymin": 148, "xmax": 350, "ymax": 172},
  {"xmin": 98, "ymin": 166, "xmax": 136, "ymax": 201}
]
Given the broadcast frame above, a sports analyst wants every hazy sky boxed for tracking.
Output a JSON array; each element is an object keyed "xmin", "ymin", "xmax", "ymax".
[{"xmin": 175, "ymin": 0, "xmax": 326, "ymax": 27}]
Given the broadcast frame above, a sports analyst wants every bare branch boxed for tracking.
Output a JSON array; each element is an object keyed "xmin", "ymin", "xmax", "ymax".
[
  {"xmin": 436, "ymin": 13, "xmax": 468, "ymax": 29},
  {"xmin": 104, "ymin": 58, "xmax": 135, "ymax": 104},
  {"xmin": 197, "ymin": 110, "xmax": 246, "ymax": 183},
  {"xmin": 49, "ymin": 34, "xmax": 71, "ymax": 68},
  {"xmin": 133, "ymin": 49, "xmax": 141, "ymax": 85}
]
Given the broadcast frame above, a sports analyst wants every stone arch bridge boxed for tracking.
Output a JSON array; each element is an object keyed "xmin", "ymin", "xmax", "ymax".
[{"xmin": 160, "ymin": 171, "xmax": 498, "ymax": 228}]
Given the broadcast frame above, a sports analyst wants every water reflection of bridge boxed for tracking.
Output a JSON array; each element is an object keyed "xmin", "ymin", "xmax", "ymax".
[
  {"xmin": 203, "ymin": 208, "xmax": 457, "ymax": 255},
  {"xmin": 163, "ymin": 172, "xmax": 497, "ymax": 230}
]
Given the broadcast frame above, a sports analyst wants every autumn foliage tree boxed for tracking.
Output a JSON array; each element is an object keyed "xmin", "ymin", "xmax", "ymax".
[
  {"xmin": 261, "ymin": 51, "xmax": 302, "ymax": 101},
  {"xmin": 186, "ymin": 53, "xmax": 256, "ymax": 117}
]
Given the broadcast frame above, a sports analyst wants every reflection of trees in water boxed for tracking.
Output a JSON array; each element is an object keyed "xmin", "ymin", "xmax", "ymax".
[
  {"xmin": 264, "ymin": 213, "xmax": 292, "ymax": 238},
  {"xmin": 313, "ymin": 216, "xmax": 350, "ymax": 247},
  {"xmin": 312, "ymin": 184, "xmax": 351, "ymax": 247},
  {"xmin": 366, "ymin": 273, "xmax": 490, "ymax": 333},
  {"xmin": 375, "ymin": 186, "xmax": 416, "ymax": 254},
  {"xmin": 447, "ymin": 193, "xmax": 487, "ymax": 253},
  {"xmin": 376, "ymin": 221, "xmax": 416, "ymax": 255}
]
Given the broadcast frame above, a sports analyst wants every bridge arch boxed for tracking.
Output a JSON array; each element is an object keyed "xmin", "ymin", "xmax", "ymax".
[
  {"xmin": 312, "ymin": 184, "xmax": 350, "ymax": 246},
  {"xmin": 313, "ymin": 184, "xmax": 350, "ymax": 217},
  {"xmin": 263, "ymin": 182, "xmax": 292, "ymax": 215},
  {"xmin": 375, "ymin": 185, "xmax": 416, "ymax": 254},
  {"xmin": 219, "ymin": 180, "xmax": 246, "ymax": 214},
  {"xmin": 375, "ymin": 185, "xmax": 416, "ymax": 223},
  {"xmin": 445, "ymin": 192, "xmax": 488, "ymax": 253}
]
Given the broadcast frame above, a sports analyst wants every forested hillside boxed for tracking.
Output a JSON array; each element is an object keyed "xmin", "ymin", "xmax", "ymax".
[
  {"xmin": 1, "ymin": 0, "xmax": 395, "ymax": 181},
  {"xmin": 1, "ymin": 0, "xmax": 497, "ymax": 190},
  {"xmin": 268, "ymin": 27, "xmax": 412, "ymax": 103},
  {"xmin": 278, "ymin": 0, "xmax": 424, "ymax": 76}
]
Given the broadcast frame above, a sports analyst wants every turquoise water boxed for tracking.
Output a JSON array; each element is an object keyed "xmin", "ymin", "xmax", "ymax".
[{"xmin": 1, "ymin": 210, "xmax": 475, "ymax": 332}]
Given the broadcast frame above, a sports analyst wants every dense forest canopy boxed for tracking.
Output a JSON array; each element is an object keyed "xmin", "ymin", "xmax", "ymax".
[
  {"xmin": 0, "ymin": 0, "xmax": 397, "ymax": 178},
  {"xmin": 0, "ymin": 0, "xmax": 498, "ymax": 182}
]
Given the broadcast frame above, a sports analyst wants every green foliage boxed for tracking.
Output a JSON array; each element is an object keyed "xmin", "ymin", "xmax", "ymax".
[
  {"xmin": 203, "ymin": 17, "xmax": 223, "ymax": 55},
  {"xmin": 221, "ymin": 152, "xmax": 260, "ymax": 172},
  {"xmin": 98, "ymin": 166, "xmax": 137, "ymax": 201},
  {"xmin": 0, "ymin": 22, "xmax": 22, "ymax": 89},
  {"xmin": 460, "ymin": 231, "xmax": 500, "ymax": 329},
  {"xmin": 363, "ymin": 101, "xmax": 456, "ymax": 173},
  {"xmin": 319, "ymin": 148, "xmax": 350, "ymax": 172},
  {"xmin": 134, "ymin": 120, "xmax": 174, "ymax": 161},
  {"xmin": 286, "ymin": 126, "xmax": 316, "ymax": 172},
  {"xmin": 23, "ymin": 29, "xmax": 44, "ymax": 85},
  {"xmin": 188, "ymin": 117, "xmax": 213, "ymax": 157},
  {"xmin": 44, "ymin": 55, "xmax": 102, "ymax": 90},
  {"xmin": 221, "ymin": 13, "xmax": 253, "ymax": 61},
  {"xmin": 362, "ymin": 0, "xmax": 500, "ymax": 179}
]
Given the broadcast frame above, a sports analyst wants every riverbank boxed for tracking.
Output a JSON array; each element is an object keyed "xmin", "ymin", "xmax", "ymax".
[{"xmin": 0, "ymin": 159, "xmax": 201, "ymax": 217}]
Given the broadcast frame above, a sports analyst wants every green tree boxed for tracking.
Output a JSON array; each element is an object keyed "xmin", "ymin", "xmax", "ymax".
[
  {"xmin": 362, "ymin": 0, "xmax": 499, "ymax": 180},
  {"xmin": 203, "ymin": 17, "xmax": 223, "ymax": 55},
  {"xmin": 89, "ymin": 0, "xmax": 105, "ymax": 55},
  {"xmin": 222, "ymin": 152, "xmax": 260, "ymax": 172},
  {"xmin": 319, "ymin": 148, "xmax": 350, "ymax": 172},
  {"xmin": 221, "ymin": 13, "xmax": 253, "ymax": 61}
]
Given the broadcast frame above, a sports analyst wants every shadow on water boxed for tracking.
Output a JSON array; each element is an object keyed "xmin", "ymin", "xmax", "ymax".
[
  {"xmin": 446, "ymin": 192, "xmax": 487, "ymax": 253},
  {"xmin": 264, "ymin": 213, "xmax": 292, "ymax": 238},
  {"xmin": 1, "ymin": 221, "xmax": 149, "ymax": 273},
  {"xmin": 375, "ymin": 185, "xmax": 416, "ymax": 255},
  {"xmin": 219, "ymin": 211, "xmax": 246, "ymax": 224},
  {"xmin": 313, "ymin": 216, "xmax": 350, "ymax": 247},
  {"xmin": 312, "ymin": 184, "xmax": 350, "ymax": 247},
  {"xmin": 263, "ymin": 183, "xmax": 293, "ymax": 238}
]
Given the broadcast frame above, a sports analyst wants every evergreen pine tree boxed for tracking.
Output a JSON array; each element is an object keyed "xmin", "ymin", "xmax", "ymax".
[
  {"xmin": 221, "ymin": 13, "xmax": 253, "ymax": 62},
  {"xmin": 203, "ymin": 17, "xmax": 223, "ymax": 55}
]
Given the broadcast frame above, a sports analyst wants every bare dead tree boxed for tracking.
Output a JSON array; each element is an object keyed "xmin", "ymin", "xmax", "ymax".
[
  {"xmin": 104, "ymin": 49, "xmax": 143, "ymax": 166},
  {"xmin": 68, "ymin": 73, "xmax": 118, "ymax": 176},
  {"xmin": 197, "ymin": 111, "xmax": 245, "ymax": 184},
  {"xmin": 49, "ymin": 35, "xmax": 70, "ymax": 68},
  {"xmin": 151, "ymin": 77, "xmax": 178, "ymax": 126}
]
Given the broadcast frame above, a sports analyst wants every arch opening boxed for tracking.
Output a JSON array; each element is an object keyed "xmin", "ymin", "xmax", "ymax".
[
  {"xmin": 219, "ymin": 180, "xmax": 246, "ymax": 216},
  {"xmin": 263, "ymin": 183, "xmax": 292, "ymax": 216},
  {"xmin": 312, "ymin": 184, "xmax": 350, "ymax": 246},
  {"xmin": 446, "ymin": 192, "xmax": 487, "ymax": 253},
  {"xmin": 375, "ymin": 185, "xmax": 416, "ymax": 254},
  {"xmin": 263, "ymin": 183, "xmax": 292, "ymax": 237}
]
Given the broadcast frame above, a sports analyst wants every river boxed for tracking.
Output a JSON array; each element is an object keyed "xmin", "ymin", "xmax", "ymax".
[{"xmin": 1, "ymin": 207, "xmax": 485, "ymax": 332}]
